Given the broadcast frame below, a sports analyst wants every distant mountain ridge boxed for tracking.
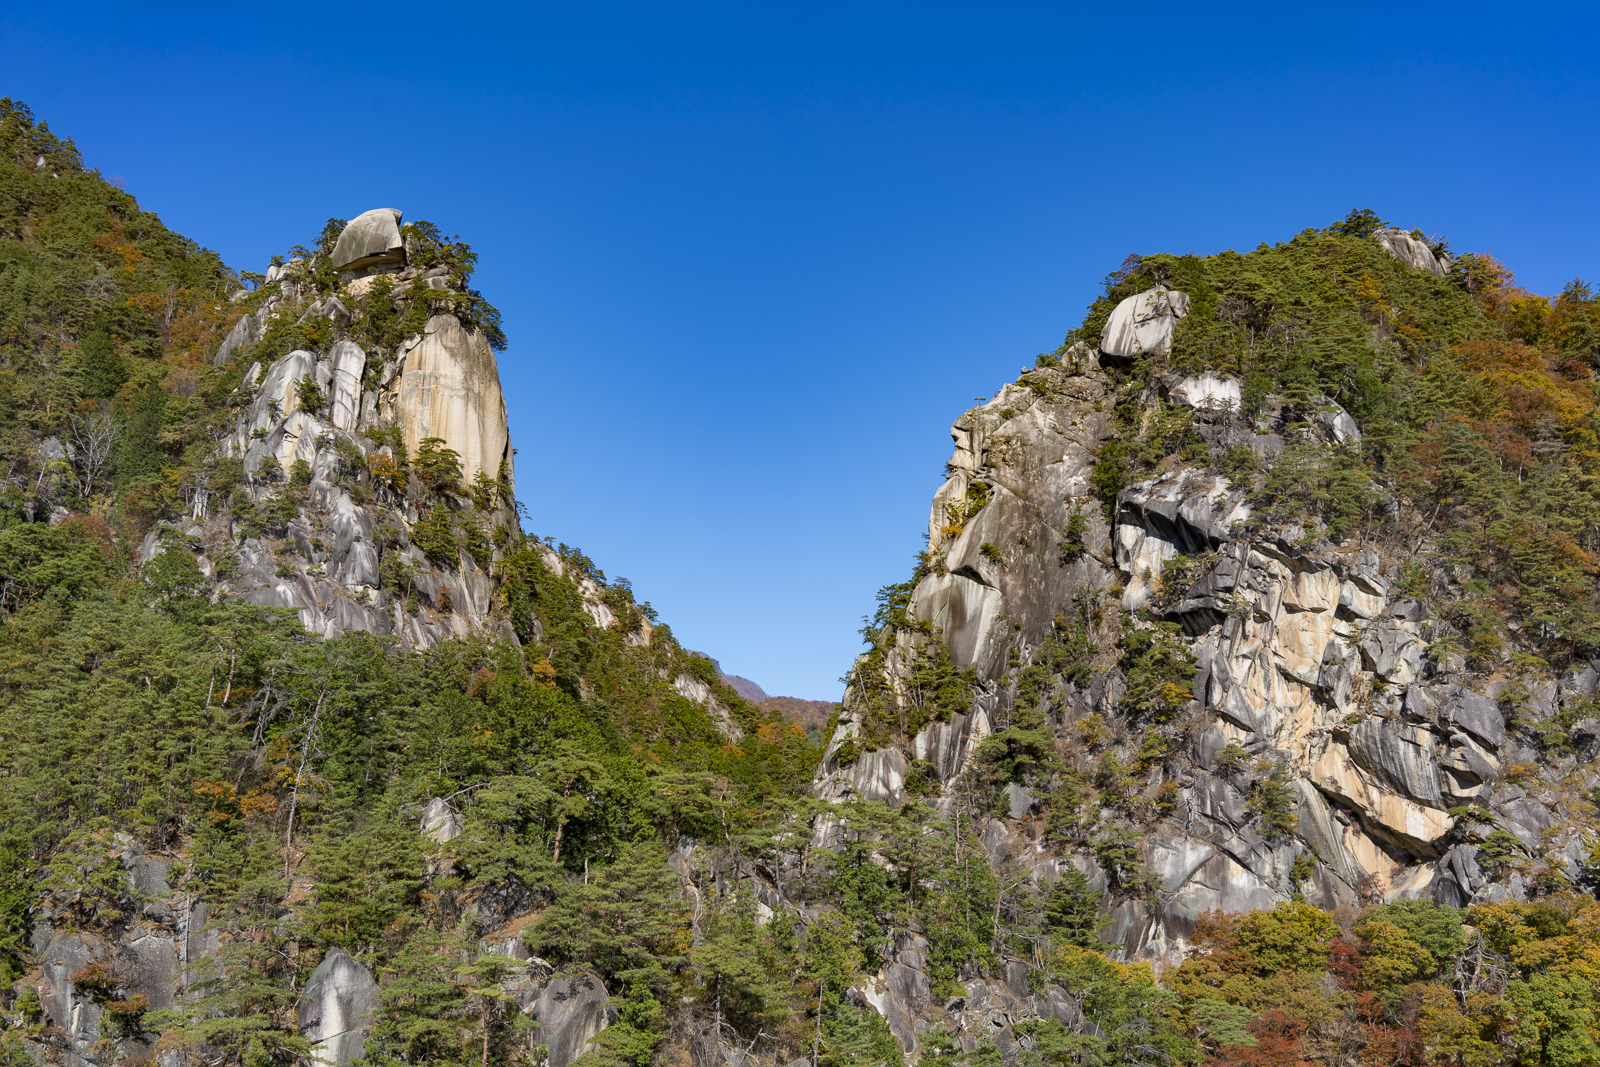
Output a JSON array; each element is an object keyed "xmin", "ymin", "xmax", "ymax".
[{"xmin": 688, "ymin": 651, "xmax": 836, "ymax": 731}]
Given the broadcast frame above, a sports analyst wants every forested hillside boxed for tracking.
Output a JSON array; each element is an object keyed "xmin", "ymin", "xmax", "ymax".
[{"xmin": 6, "ymin": 94, "xmax": 1600, "ymax": 1067}]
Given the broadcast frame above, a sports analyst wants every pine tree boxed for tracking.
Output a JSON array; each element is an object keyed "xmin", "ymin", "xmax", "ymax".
[{"xmin": 1043, "ymin": 865, "xmax": 1107, "ymax": 949}]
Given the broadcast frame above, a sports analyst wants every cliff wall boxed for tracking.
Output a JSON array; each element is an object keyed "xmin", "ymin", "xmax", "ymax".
[{"xmin": 806, "ymin": 222, "xmax": 1600, "ymax": 1055}]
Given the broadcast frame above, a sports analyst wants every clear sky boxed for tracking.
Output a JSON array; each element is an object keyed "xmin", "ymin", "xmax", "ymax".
[{"xmin": 4, "ymin": 3, "xmax": 1597, "ymax": 699}]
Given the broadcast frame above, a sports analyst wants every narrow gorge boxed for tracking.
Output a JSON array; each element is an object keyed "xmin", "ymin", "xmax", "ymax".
[{"xmin": 5, "ymin": 99, "xmax": 1600, "ymax": 1067}]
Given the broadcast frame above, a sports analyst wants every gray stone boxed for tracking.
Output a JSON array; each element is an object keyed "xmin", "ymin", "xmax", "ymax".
[
  {"xmin": 329, "ymin": 340, "xmax": 367, "ymax": 432},
  {"xmin": 1443, "ymin": 687, "xmax": 1506, "ymax": 750},
  {"xmin": 299, "ymin": 947, "xmax": 380, "ymax": 1067},
  {"xmin": 1314, "ymin": 401, "xmax": 1361, "ymax": 445},
  {"xmin": 38, "ymin": 931, "xmax": 98, "ymax": 1049},
  {"xmin": 531, "ymin": 972, "xmax": 616, "ymax": 1067},
  {"xmin": 332, "ymin": 208, "xmax": 405, "ymax": 272},
  {"xmin": 1348, "ymin": 719, "xmax": 1443, "ymax": 807},
  {"xmin": 1004, "ymin": 782, "xmax": 1035, "ymax": 820},
  {"xmin": 214, "ymin": 311, "xmax": 261, "ymax": 365},
  {"xmin": 1165, "ymin": 374, "xmax": 1241, "ymax": 413},
  {"xmin": 303, "ymin": 295, "xmax": 354, "ymax": 327},
  {"xmin": 420, "ymin": 797, "xmax": 463, "ymax": 843},
  {"xmin": 1375, "ymin": 227, "xmax": 1449, "ymax": 276},
  {"xmin": 1099, "ymin": 286, "xmax": 1190, "ymax": 359},
  {"xmin": 1358, "ymin": 619, "xmax": 1425, "ymax": 685},
  {"xmin": 1572, "ymin": 719, "xmax": 1600, "ymax": 760}
]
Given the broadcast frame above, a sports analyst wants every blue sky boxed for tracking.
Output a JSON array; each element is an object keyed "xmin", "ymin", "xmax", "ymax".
[{"xmin": 4, "ymin": 3, "xmax": 1597, "ymax": 698}]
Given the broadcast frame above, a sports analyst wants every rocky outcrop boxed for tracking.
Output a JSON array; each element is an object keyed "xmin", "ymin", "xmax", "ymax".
[
  {"xmin": 175, "ymin": 209, "xmax": 525, "ymax": 650},
  {"xmin": 332, "ymin": 208, "xmax": 405, "ymax": 272},
  {"xmin": 300, "ymin": 948, "xmax": 381, "ymax": 1067},
  {"xmin": 1375, "ymin": 226, "xmax": 1450, "ymax": 276},
  {"xmin": 532, "ymin": 973, "xmax": 617, "ymax": 1067},
  {"xmin": 811, "ymin": 285, "xmax": 1595, "ymax": 999},
  {"xmin": 420, "ymin": 796, "xmax": 464, "ymax": 843},
  {"xmin": 213, "ymin": 310, "xmax": 261, "ymax": 365},
  {"xmin": 384, "ymin": 313, "xmax": 513, "ymax": 487},
  {"xmin": 1099, "ymin": 285, "xmax": 1190, "ymax": 359}
]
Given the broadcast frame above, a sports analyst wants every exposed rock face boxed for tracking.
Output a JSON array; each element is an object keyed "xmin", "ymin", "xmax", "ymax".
[
  {"xmin": 213, "ymin": 310, "xmax": 261, "ymax": 365},
  {"xmin": 420, "ymin": 796, "xmax": 464, "ymax": 843},
  {"xmin": 532, "ymin": 973, "xmax": 618, "ymax": 1067},
  {"xmin": 23, "ymin": 810, "xmax": 619, "ymax": 1067},
  {"xmin": 332, "ymin": 208, "xmax": 405, "ymax": 272},
  {"xmin": 329, "ymin": 339, "xmax": 367, "ymax": 432},
  {"xmin": 28, "ymin": 835, "xmax": 205, "ymax": 1066},
  {"xmin": 811, "ymin": 285, "xmax": 1595, "ymax": 1011},
  {"xmin": 1165, "ymin": 373, "xmax": 1240, "ymax": 411},
  {"xmin": 386, "ymin": 313, "xmax": 514, "ymax": 487},
  {"xmin": 1099, "ymin": 285, "xmax": 1190, "ymax": 359},
  {"xmin": 1375, "ymin": 226, "xmax": 1450, "ymax": 276},
  {"xmin": 300, "ymin": 948, "xmax": 381, "ymax": 1067},
  {"xmin": 182, "ymin": 209, "xmax": 523, "ymax": 650}
]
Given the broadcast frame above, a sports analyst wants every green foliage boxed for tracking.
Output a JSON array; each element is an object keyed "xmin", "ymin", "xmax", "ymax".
[
  {"xmin": 1040, "ymin": 945, "xmax": 1199, "ymax": 1066},
  {"xmin": 293, "ymin": 373, "xmax": 326, "ymax": 416},
  {"xmin": 1246, "ymin": 760, "xmax": 1298, "ymax": 838},
  {"xmin": 1091, "ymin": 826, "xmax": 1154, "ymax": 897},
  {"xmin": 300, "ymin": 804, "xmax": 423, "ymax": 949},
  {"xmin": 524, "ymin": 841, "xmax": 687, "ymax": 993},
  {"xmin": 1087, "ymin": 440, "xmax": 1129, "ymax": 523},
  {"xmin": 1212, "ymin": 740, "xmax": 1249, "ymax": 776},
  {"xmin": 0, "ymin": 520, "xmax": 114, "ymax": 614},
  {"xmin": 398, "ymin": 222, "xmax": 507, "ymax": 350},
  {"xmin": 412, "ymin": 505, "xmax": 459, "ymax": 568},
  {"xmin": 1247, "ymin": 442, "xmax": 1380, "ymax": 541},
  {"xmin": 846, "ymin": 566, "xmax": 977, "ymax": 748},
  {"xmin": 1362, "ymin": 898, "xmax": 1466, "ymax": 975},
  {"xmin": 1328, "ymin": 207, "xmax": 1387, "ymax": 238},
  {"xmin": 1479, "ymin": 829, "xmax": 1526, "ymax": 870},
  {"xmin": 413, "ymin": 436, "xmax": 463, "ymax": 495},
  {"xmin": 1117, "ymin": 615, "xmax": 1195, "ymax": 722},
  {"xmin": 1059, "ymin": 503, "xmax": 1089, "ymax": 563},
  {"xmin": 1043, "ymin": 865, "xmax": 1107, "ymax": 948},
  {"xmin": 76, "ymin": 330, "xmax": 127, "ymax": 398}
]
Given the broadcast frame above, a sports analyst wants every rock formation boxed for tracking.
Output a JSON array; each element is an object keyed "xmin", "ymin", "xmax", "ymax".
[
  {"xmin": 805, "ymin": 237, "xmax": 1600, "ymax": 1056},
  {"xmin": 1098, "ymin": 284, "xmax": 1190, "ymax": 360},
  {"xmin": 385, "ymin": 313, "xmax": 513, "ymax": 487},
  {"xmin": 331, "ymin": 208, "xmax": 405, "ymax": 273},
  {"xmin": 1375, "ymin": 225, "xmax": 1451, "ymax": 276},
  {"xmin": 144, "ymin": 210, "xmax": 521, "ymax": 650},
  {"xmin": 299, "ymin": 948, "xmax": 380, "ymax": 1067}
]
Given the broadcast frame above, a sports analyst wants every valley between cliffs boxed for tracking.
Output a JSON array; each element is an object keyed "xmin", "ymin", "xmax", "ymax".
[{"xmin": 6, "ymin": 98, "xmax": 1600, "ymax": 1067}]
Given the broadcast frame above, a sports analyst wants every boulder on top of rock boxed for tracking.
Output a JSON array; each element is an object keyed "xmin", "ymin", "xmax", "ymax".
[
  {"xmin": 332, "ymin": 209, "xmax": 404, "ymax": 272},
  {"xmin": 1100, "ymin": 285, "xmax": 1190, "ymax": 359},
  {"xmin": 1375, "ymin": 227, "xmax": 1449, "ymax": 276}
]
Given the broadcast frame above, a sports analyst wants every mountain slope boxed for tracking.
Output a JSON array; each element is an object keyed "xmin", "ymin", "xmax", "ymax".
[
  {"xmin": 805, "ymin": 210, "xmax": 1600, "ymax": 1053},
  {"xmin": 9, "ymin": 92, "xmax": 1600, "ymax": 1067},
  {"xmin": 0, "ymin": 101, "xmax": 823, "ymax": 1067}
]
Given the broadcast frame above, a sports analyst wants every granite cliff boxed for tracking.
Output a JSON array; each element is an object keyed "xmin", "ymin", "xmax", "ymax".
[
  {"xmin": 9, "ymin": 95, "xmax": 1600, "ymax": 1067},
  {"xmin": 801, "ymin": 219, "xmax": 1600, "ymax": 1056}
]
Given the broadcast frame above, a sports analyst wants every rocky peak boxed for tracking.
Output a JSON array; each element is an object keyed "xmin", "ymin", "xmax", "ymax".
[
  {"xmin": 149, "ymin": 209, "xmax": 520, "ymax": 650},
  {"xmin": 812, "ymin": 219, "xmax": 1600, "ymax": 989},
  {"xmin": 331, "ymin": 207, "xmax": 405, "ymax": 273}
]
